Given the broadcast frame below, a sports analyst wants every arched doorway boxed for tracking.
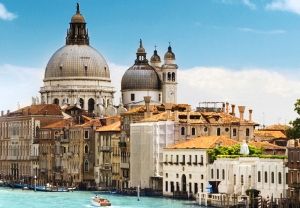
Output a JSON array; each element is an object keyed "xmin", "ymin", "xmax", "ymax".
[
  {"xmin": 181, "ymin": 174, "xmax": 187, "ymax": 192},
  {"xmin": 88, "ymin": 98, "xmax": 95, "ymax": 113},
  {"xmin": 79, "ymin": 98, "xmax": 84, "ymax": 109},
  {"xmin": 53, "ymin": 98, "xmax": 59, "ymax": 105}
]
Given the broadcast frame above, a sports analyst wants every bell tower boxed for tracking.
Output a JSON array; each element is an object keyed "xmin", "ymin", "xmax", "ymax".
[{"xmin": 161, "ymin": 43, "xmax": 177, "ymax": 104}]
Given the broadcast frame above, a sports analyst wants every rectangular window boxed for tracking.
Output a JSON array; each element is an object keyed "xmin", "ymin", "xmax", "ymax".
[
  {"xmin": 176, "ymin": 155, "xmax": 179, "ymax": 163},
  {"xmin": 165, "ymin": 181, "xmax": 168, "ymax": 192},
  {"xmin": 194, "ymin": 183, "xmax": 198, "ymax": 194},
  {"xmin": 241, "ymin": 175, "xmax": 244, "ymax": 185},
  {"xmin": 194, "ymin": 155, "xmax": 198, "ymax": 164},
  {"xmin": 170, "ymin": 182, "xmax": 174, "ymax": 192},
  {"xmin": 84, "ymin": 130, "xmax": 89, "ymax": 139},
  {"xmin": 182, "ymin": 155, "xmax": 185, "ymax": 164},
  {"xmin": 200, "ymin": 155, "xmax": 203, "ymax": 165},
  {"xmin": 265, "ymin": 171, "xmax": 268, "ymax": 183},
  {"xmin": 211, "ymin": 169, "xmax": 214, "ymax": 179},
  {"xmin": 217, "ymin": 169, "xmax": 219, "ymax": 179},
  {"xmin": 130, "ymin": 93, "xmax": 135, "ymax": 101},
  {"xmin": 189, "ymin": 183, "xmax": 192, "ymax": 193},
  {"xmin": 222, "ymin": 169, "xmax": 225, "ymax": 180},
  {"xmin": 258, "ymin": 171, "xmax": 261, "ymax": 182},
  {"xmin": 278, "ymin": 172, "xmax": 282, "ymax": 184},
  {"xmin": 201, "ymin": 183, "xmax": 204, "ymax": 192},
  {"xmin": 234, "ymin": 174, "xmax": 236, "ymax": 185}
]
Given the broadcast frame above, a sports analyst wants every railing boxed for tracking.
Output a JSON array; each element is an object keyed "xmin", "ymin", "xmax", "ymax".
[
  {"xmin": 29, "ymin": 155, "xmax": 39, "ymax": 160},
  {"xmin": 100, "ymin": 146, "xmax": 112, "ymax": 152},
  {"xmin": 100, "ymin": 164, "xmax": 112, "ymax": 171}
]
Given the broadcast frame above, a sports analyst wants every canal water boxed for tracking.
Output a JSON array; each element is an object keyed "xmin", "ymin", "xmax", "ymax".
[{"xmin": 0, "ymin": 187, "xmax": 202, "ymax": 208}]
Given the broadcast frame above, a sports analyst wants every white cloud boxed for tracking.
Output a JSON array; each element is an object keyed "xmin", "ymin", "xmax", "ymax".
[
  {"xmin": 0, "ymin": 3, "xmax": 17, "ymax": 21},
  {"xmin": 0, "ymin": 63, "xmax": 299, "ymax": 126},
  {"xmin": 220, "ymin": 0, "xmax": 256, "ymax": 9},
  {"xmin": 238, "ymin": 27, "xmax": 286, "ymax": 34},
  {"xmin": 266, "ymin": 0, "xmax": 300, "ymax": 15},
  {"xmin": 178, "ymin": 67, "xmax": 299, "ymax": 125}
]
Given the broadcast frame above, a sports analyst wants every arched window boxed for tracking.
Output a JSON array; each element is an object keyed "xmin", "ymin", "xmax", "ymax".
[
  {"xmin": 271, "ymin": 172, "xmax": 275, "ymax": 183},
  {"xmin": 167, "ymin": 72, "xmax": 171, "ymax": 81},
  {"xmin": 85, "ymin": 145, "xmax": 89, "ymax": 154},
  {"xmin": 88, "ymin": 98, "xmax": 95, "ymax": 113},
  {"xmin": 246, "ymin": 128, "xmax": 250, "ymax": 137},
  {"xmin": 79, "ymin": 98, "xmax": 84, "ymax": 109},
  {"xmin": 172, "ymin": 72, "xmax": 175, "ymax": 81},
  {"xmin": 181, "ymin": 127, "xmax": 185, "ymax": 135},
  {"xmin": 84, "ymin": 160, "xmax": 89, "ymax": 172},
  {"xmin": 233, "ymin": 128, "xmax": 237, "ymax": 137},
  {"xmin": 192, "ymin": 128, "xmax": 196, "ymax": 136},
  {"xmin": 278, "ymin": 172, "xmax": 282, "ymax": 184},
  {"xmin": 53, "ymin": 98, "xmax": 59, "ymax": 105},
  {"xmin": 217, "ymin": 128, "xmax": 221, "ymax": 136}
]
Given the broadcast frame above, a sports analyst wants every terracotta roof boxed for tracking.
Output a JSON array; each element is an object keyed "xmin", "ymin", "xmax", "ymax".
[
  {"xmin": 254, "ymin": 130, "xmax": 287, "ymax": 139},
  {"xmin": 96, "ymin": 121, "xmax": 120, "ymax": 132},
  {"xmin": 77, "ymin": 118, "xmax": 102, "ymax": 128},
  {"xmin": 166, "ymin": 136, "xmax": 238, "ymax": 149},
  {"xmin": 42, "ymin": 119, "xmax": 73, "ymax": 129},
  {"xmin": 7, "ymin": 104, "xmax": 62, "ymax": 117},
  {"xmin": 249, "ymin": 141, "xmax": 286, "ymax": 150},
  {"xmin": 142, "ymin": 112, "xmax": 174, "ymax": 122},
  {"xmin": 265, "ymin": 124, "xmax": 290, "ymax": 131}
]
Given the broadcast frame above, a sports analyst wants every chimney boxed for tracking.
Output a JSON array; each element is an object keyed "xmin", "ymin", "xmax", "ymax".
[
  {"xmin": 238, "ymin": 106, "xmax": 245, "ymax": 121},
  {"xmin": 1, "ymin": 111, "xmax": 3, "ymax": 116},
  {"xmin": 231, "ymin": 104, "xmax": 235, "ymax": 116},
  {"xmin": 226, "ymin": 102, "xmax": 229, "ymax": 114},
  {"xmin": 164, "ymin": 103, "xmax": 172, "ymax": 120},
  {"xmin": 248, "ymin": 109, "xmax": 253, "ymax": 122},
  {"xmin": 144, "ymin": 96, "xmax": 152, "ymax": 119}
]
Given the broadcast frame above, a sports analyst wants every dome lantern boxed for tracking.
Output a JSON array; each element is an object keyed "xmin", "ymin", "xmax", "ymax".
[
  {"xmin": 164, "ymin": 42, "xmax": 176, "ymax": 62},
  {"xmin": 66, "ymin": 3, "xmax": 89, "ymax": 45},
  {"xmin": 150, "ymin": 46, "xmax": 161, "ymax": 64},
  {"xmin": 135, "ymin": 39, "xmax": 148, "ymax": 64}
]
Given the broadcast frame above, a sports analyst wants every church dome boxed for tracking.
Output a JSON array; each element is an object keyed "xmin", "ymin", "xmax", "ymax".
[
  {"xmin": 121, "ymin": 64, "xmax": 161, "ymax": 90},
  {"xmin": 164, "ymin": 45, "xmax": 175, "ymax": 60},
  {"xmin": 121, "ymin": 39, "xmax": 161, "ymax": 91},
  {"xmin": 150, "ymin": 49, "xmax": 161, "ymax": 63},
  {"xmin": 44, "ymin": 45, "xmax": 110, "ymax": 80}
]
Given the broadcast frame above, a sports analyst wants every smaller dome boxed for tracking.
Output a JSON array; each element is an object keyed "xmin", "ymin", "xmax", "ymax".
[
  {"xmin": 150, "ymin": 49, "xmax": 161, "ymax": 63},
  {"xmin": 71, "ymin": 3, "xmax": 85, "ymax": 23},
  {"xmin": 164, "ymin": 45, "xmax": 175, "ymax": 60},
  {"xmin": 71, "ymin": 13, "xmax": 85, "ymax": 23}
]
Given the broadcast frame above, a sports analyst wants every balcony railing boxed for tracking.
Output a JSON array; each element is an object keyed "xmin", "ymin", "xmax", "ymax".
[
  {"xmin": 100, "ymin": 164, "xmax": 112, "ymax": 171},
  {"xmin": 119, "ymin": 141, "xmax": 127, "ymax": 148},
  {"xmin": 100, "ymin": 146, "xmax": 112, "ymax": 152},
  {"xmin": 30, "ymin": 155, "xmax": 39, "ymax": 160}
]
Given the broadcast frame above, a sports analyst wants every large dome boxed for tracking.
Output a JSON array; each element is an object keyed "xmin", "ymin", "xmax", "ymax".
[
  {"xmin": 121, "ymin": 64, "xmax": 161, "ymax": 90},
  {"xmin": 44, "ymin": 45, "xmax": 110, "ymax": 80}
]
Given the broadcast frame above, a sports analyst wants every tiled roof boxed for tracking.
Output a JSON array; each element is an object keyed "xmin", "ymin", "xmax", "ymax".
[
  {"xmin": 7, "ymin": 104, "xmax": 62, "ymax": 117},
  {"xmin": 249, "ymin": 141, "xmax": 286, "ymax": 150},
  {"xmin": 96, "ymin": 121, "xmax": 120, "ymax": 132},
  {"xmin": 265, "ymin": 124, "xmax": 290, "ymax": 131},
  {"xmin": 166, "ymin": 136, "xmax": 238, "ymax": 149},
  {"xmin": 42, "ymin": 119, "xmax": 73, "ymax": 129},
  {"xmin": 78, "ymin": 118, "xmax": 102, "ymax": 127},
  {"xmin": 254, "ymin": 130, "xmax": 287, "ymax": 139}
]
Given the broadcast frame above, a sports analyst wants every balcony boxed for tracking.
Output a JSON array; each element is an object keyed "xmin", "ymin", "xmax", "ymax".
[
  {"xmin": 100, "ymin": 146, "xmax": 112, "ymax": 152},
  {"xmin": 120, "ymin": 162, "xmax": 129, "ymax": 169},
  {"xmin": 290, "ymin": 183, "xmax": 300, "ymax": 189},
  {"xmin": 119, "ymin": 141, "xmax": 127, "ymax": 148},
  {"xmin": 100, "ymin": 164, "xmax": 112, "ymax": 171},
  {"xmin": 30, "ymin": 155, "xmax": 39, "ymax": 160}
]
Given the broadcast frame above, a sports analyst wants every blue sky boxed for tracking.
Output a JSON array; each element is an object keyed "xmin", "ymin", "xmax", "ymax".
[
  {"xmin": 1, "ymin": 0, "xmax": 300, "ymax": 69},
  {"xmin": 1, "ymin": 0, "xmax": 300, "ymax": 125}
]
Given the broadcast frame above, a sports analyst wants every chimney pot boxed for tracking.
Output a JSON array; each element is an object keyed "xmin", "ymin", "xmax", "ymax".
[
  {"xmin": 238, "ymin": 106, "xmax": 246, "ymax": 121},
  {"xmin": 249, "ymin": 109, "xmax": 253, "ymax": 122},
  {"xmin": 231, "ymin": 104, "xmax": 235, "ymax": 116}
]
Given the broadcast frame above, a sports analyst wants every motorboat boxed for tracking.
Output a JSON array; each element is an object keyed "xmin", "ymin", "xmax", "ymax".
[{"xmin": 91, "ymin": 196, "xmax": 111, "ymax": 207}]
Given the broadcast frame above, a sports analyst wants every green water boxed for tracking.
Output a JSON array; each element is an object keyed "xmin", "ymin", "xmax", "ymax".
[{"xmin": 0, "ymin": 188, "xmax": 201, "ymax": 208}]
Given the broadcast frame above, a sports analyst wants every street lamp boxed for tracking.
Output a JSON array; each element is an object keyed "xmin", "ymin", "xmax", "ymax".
[{"xmin": 34, "ymin": 175, "xmax": 37, "ymax": 192}]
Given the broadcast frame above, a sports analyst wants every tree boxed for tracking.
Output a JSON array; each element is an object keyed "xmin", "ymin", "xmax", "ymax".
[{"xmin": 286, "ymin": 99, "xmax": 300, "ymax": 139}]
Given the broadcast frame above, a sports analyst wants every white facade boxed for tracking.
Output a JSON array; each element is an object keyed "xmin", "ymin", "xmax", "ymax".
[
  {"xmin": 122, "ymin": 90, "xmax": 161, "ymax": 107},
  {"xmin": 208, "ymin": 157, "xmax": 288, "ymax": 199},
  {"xmin": 130, "ymin": 121, "xmax": 176, "ymax": 189},
  {"xmin": 163, "ymin": 148, "xmax": 209, "ymax": 198}
]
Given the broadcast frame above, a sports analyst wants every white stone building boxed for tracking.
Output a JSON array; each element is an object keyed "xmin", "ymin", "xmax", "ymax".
[
  {"xmin": 208, "ymin": 157, "xmax": 288, "ymax": 199},
  {"xmin": 162, "ymin": 136, "xmax": 238, "ymax": 198},
  {"xmin": 40, "ymin": 4, "xmax": 115, "ymax": 115}
]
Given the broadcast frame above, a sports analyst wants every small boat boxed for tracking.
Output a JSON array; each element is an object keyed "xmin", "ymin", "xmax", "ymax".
[
  {"xmin": 67, "ymin": 187, "xmax": 77, "ymax": 191},
  {"xmin": 91, "ymin": 196, "xmax": 111, "ymax": 207}
]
